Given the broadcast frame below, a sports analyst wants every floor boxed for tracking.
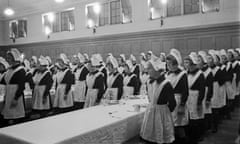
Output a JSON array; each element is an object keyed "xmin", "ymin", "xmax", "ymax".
[{"xmin": 124, "ymin": 107, "xmax": 240, "ymax": 144}]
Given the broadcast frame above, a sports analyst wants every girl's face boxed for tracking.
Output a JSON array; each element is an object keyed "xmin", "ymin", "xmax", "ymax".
[
  {"xmin": 166, "ymin": 59, "xmax": 175, "ymax": 71},
  {"xmin": 183, "ymin": 59, "xmax": 191, "ymax": 70},
  {"xmin": 124, "ymin": 64, "xmax": 130, "ymax": 74},
  {"xmin": 6, "ymin": 53, "xmax": 15, "ymax": 65},
  {"xmin": 106, "ymin": 63, "xmax": 114, "ymax": 73}
]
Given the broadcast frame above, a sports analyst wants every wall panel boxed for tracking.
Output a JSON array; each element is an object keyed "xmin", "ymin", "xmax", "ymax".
[{"xmin": 0, "ymin": 22, "xmax": 239, "ymax": 62}]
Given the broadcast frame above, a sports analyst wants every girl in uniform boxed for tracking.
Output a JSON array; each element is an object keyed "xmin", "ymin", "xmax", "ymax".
[
  {"xmin": 53, "ymin": 53, "xmax": 75, "ymax": 113},
  {"xmin": 31, "ymin": 56, "xmax": 53, "ymax": 117},
  {"xmin": 122, "ymin": 60, "xmax": 139, "ymax": 98},
  {"xmin": 140, "ymin": 56, "xmax": 176, "ymax": 144},
  {"xmin": 72, "ymin": 53, "xmax": 89, "ymax": 109},
  {"xmin": 84, "ymin": 54, "xmax": 105, "ymax": 108},
  {"xmin": 166, "ymin": 48, "xmax": 189, "ymax": 144},
  {"xmin": 1, "ymin": 48, "xmax": 26, "ymax": 125},
  {"xmin": 118, "ymin": 54, "xmax": 126, "ymax": 74},
  {"xmin": 130, "ymin": 54, "xmax": 140, "ymax": 94},
  {"xmin": 184, "ymin": 52, "xmax": 205, "ymax": 144},
  {"xmin": 104, "ymin": 55, "xmax": 123, "ymax": 100},
  {"xmin": 197, "ymin": 51, "xmax": 214, "ymax": 137},
  {"xmin": 208, "ymin": 50, "xmax": 223, "ymax": 133}
]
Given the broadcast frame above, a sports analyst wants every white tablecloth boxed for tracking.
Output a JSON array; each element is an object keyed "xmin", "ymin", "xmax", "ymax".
[{"xmin": 0, "ymin": 98, "xmax": 148, "ymax": 144}]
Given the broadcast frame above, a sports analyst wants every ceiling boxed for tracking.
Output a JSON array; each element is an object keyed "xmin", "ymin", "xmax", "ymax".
[{"xmin": 0, "ymin": 0, "xmax": 86, "ymax": 20}]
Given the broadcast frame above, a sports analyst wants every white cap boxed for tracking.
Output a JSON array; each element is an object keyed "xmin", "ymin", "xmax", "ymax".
[
  {"xmin": 208, "ymin": 49, "xmax": 218, "ymax": 63},
  {"xmin": 0, "ymin": 57, "xmax": 9, "ymax": 69},
  {"xmin": 60, "ymin": 53, "xmax": 69, "ymax": 64},
  {"xmin": 228, "ymin": 49, "xmax": 238, "ymax": 58},
  {"xmin": 78, "ymin": 53, "xmax": 85, "ymax": 63},
  {"xmin": 83, "ymin": 53, "xmax": 89, "ymax": 61},
  {"xmin": 23, "ymin": 59, "xmax": 30, "ymax": 70},
  {"xmin": 170, "ymin": 48, "xmax": 182, "ymax": 65},
  {"xmin": 8, "ymin": 48, "xmax": 22, "ymax": 62},
  {"xmin": 39, "ymin": 55, "xmax": 49, "ymax": 66},
  {"xmin": 149, "ymin": 56, "xmax": 166, "ymax": 71},
  {"xmin": 130, "ymin": 54, "xmax": 136, "ymax": 62},
  {"xmin": 140, "ymin": 52, "xmax": 146, "ymax": 59},
  {"xmin": 96, "ymin": 53, "xmax": 103, "ymax": 63},
  {"xmin": 188, "ymin": 52, "xmax": 199, "ymax": 64},
  {"xmin": 147, "ymin": 51, "xmax": 153, "ymax": 55},
  {"xmin": 91, "ymin": 54, "xmax": 101, "ymax": 66},
  {"xmin": 45, "ymin": 56, "xmax": 52, "ymax": 64},
  {"xmin": 120, "ymin": 54, "xmax": 126, "ymax": 62},
  {"xmin": 198, "ymin": 51, "xmax": 208, "ymax": 63},
  {"xmin": 235, "ymin": 48, "xmax": 240, "ymax": 53},
  {"xmin": 220, "ymin": 49, "xmax": 227, "ymax": 56},
  {"xmin": 125, "ymin": 60, "xmax": 133, "ymax": 70},
  {"xmin": 106, "ymin": 55, "xmax": 118, "ymax": 68}
]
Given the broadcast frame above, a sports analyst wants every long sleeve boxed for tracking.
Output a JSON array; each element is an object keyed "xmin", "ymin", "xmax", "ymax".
[
  {"xmin": 112, "ymin": 74, "xmax": 123, "ymax": 100},
  {"xmin": 157, "ymin": 82, "xmax": 176, "ymax": 112},
  {"xmin": 215, "ymin": 68, "xmax": 226, "ymax": 86},
  {"xmin": 205, "ymin": 72, "xmax": 214, "ymax": 102},
  {"xmin": 61, "ymin": 70, "xmax": 75, "ymax": 95},
  {"xmin": 39, "ymin": 72, "xmax": 53, "ymax": 97},
  {"xmin": 94, "ymin": 74, "xmax": 105, "ymax": 103},
  {"xmin": 79, "ymin": 66, "xmax": 89, "ymax": 81},
  {"xmin": 128, "ymin": 75, "xmax": 139, "ymax": 95},
  {"xmin": 174, "ymin": 73, "xmax": 189, "ymax": 106},
  {"xmin": 190, "ymin": 73, "xmax": 205, "ymax": 105},
  {"xmin": 13, "ymin": 69, "xmax": 26, "ymax": 100}
]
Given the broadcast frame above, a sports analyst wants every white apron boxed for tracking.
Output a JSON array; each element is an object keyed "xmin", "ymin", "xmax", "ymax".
[
  {"xmin": 139, "ymin": 73, "xmax": 149, "ymax": 95},
  {"xmin": 104, "ymin": 73, "xmax": 119, "ymax": 100},
  {"xmin": 232, "ymin": 61, "xmax": 238, "ymax": 96},
  {"xmin": 166, "ymin": 71, "xmax": 189, "ymax": 126},
  {"xmin": 53, "ymin": 69, "xmax": 74, "ymax": 108},
  {"xmin": 187, "ymin": 71, "xmax": 204, "ymax": 120},
  {"xmin": 226, "ymin": 62, "xmax": 235, "ymax": 100},
  {"xmin": 202, "ymin": 68, "xmax": 212, "ymax": 114},
  {"xmin": 0, "ymin": 73, "xmax": 6, "ymax": 102},
  {"xmin": 211, "ymin": 66, "xmax": 221, "ymax": 108},
  {"xmin": 122, "ymin": 74, "xmax": 135, "ymax": 98},
  {"xmin": 140, "ymin": 80, "xmax": 175, "ymax": 144},
  {"xmin": 1, "ymin": 66, "xmax": 25, "ymax": 119},
  {"xmin": 73, "ymin": 67, "xmax": 86, "ymax": 102},
  {"xmin": 84, "ymin": 72, "xmax": 102, "ymax": 108},
  {"xmin": 32, "ymin": 71, "xmax": 50, "ymax": 110}
]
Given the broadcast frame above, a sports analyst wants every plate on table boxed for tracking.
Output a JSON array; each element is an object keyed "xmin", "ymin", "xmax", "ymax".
[
  {"xmin": 108, "ymin": 100, "xmax": 119, "ymax": 105},
  {"xmin": 128, "ymin": 95, "xmax": 140, "ymax": 99}
]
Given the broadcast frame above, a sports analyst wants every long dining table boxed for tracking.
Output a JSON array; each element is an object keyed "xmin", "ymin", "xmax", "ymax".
[{"xmin": 0, "ymin": 97, "xmax": 149, "ymax": 144}]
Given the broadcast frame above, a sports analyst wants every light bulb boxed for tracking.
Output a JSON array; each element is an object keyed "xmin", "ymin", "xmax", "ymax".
[
  {"xmin": 4, "ymin": 7, "xmax": 14, "ymax": 16},
  {"xmin": 161, "ymin": 0, "xmax": 167, "ymax": 4},
  {"xmin": 45, "ymin": 26, "xmax": 52, "ymax": 35},
  {"xmin": 87, "ymin": 19, "xmax": 94, "ymax": 28},
  {"xmin": 55, "ymin": 0, "xmax": 64, "ymax": 3},
  {"xmin": 47, "ymin": 12, "xmax": 55, "ymax": 23},
  {"xmin": 93, "ymin": 3, "xmax": 101, "ymax": 14}
]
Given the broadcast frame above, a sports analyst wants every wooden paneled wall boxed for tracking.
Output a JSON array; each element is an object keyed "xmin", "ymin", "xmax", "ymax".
[{"xmin": 0, "ymin": 22, "xmax": 239, "ymax": 62}]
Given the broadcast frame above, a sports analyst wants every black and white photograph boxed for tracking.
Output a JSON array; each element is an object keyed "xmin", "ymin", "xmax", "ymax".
[{"xmin": 0, "ymin": 0, "xmax": 239, "ymax": 144}]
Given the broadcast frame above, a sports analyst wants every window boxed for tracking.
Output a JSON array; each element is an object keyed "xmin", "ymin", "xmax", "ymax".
[
  {"xmin": 202, "ymin": 0, "xmax": 220, "ymax": 13},
  {"xmin": 61, "ymin": 10, "xmax": 75, "ymax": 31},
  {"xmin": 149, "ymin": 0, "xmax": 166, "ymax": 19},
  {"xmin": 86, "ymin": 0, "xmax": 132, "ymax": 28},
  {"xmin": 99, "ymin": 3, "xmax": 109, "ymax": 26},
  {"xmin": 184, "ymin": 0, "xmax": 199, "ymax": 14},
  {"xmin": 167, "ymin": 0, "xmax": 181, "ymax": 17},
  {"xmin": 42, "ymin": 8, "xmax": 75, "ymax": 34},
  {"xmin": 110, "ymin": 0, "xmax": 121, "ymax": 24},
  {"xmin": 9, "ymin": 19, "xmax": 27, "ymax": 39}
]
